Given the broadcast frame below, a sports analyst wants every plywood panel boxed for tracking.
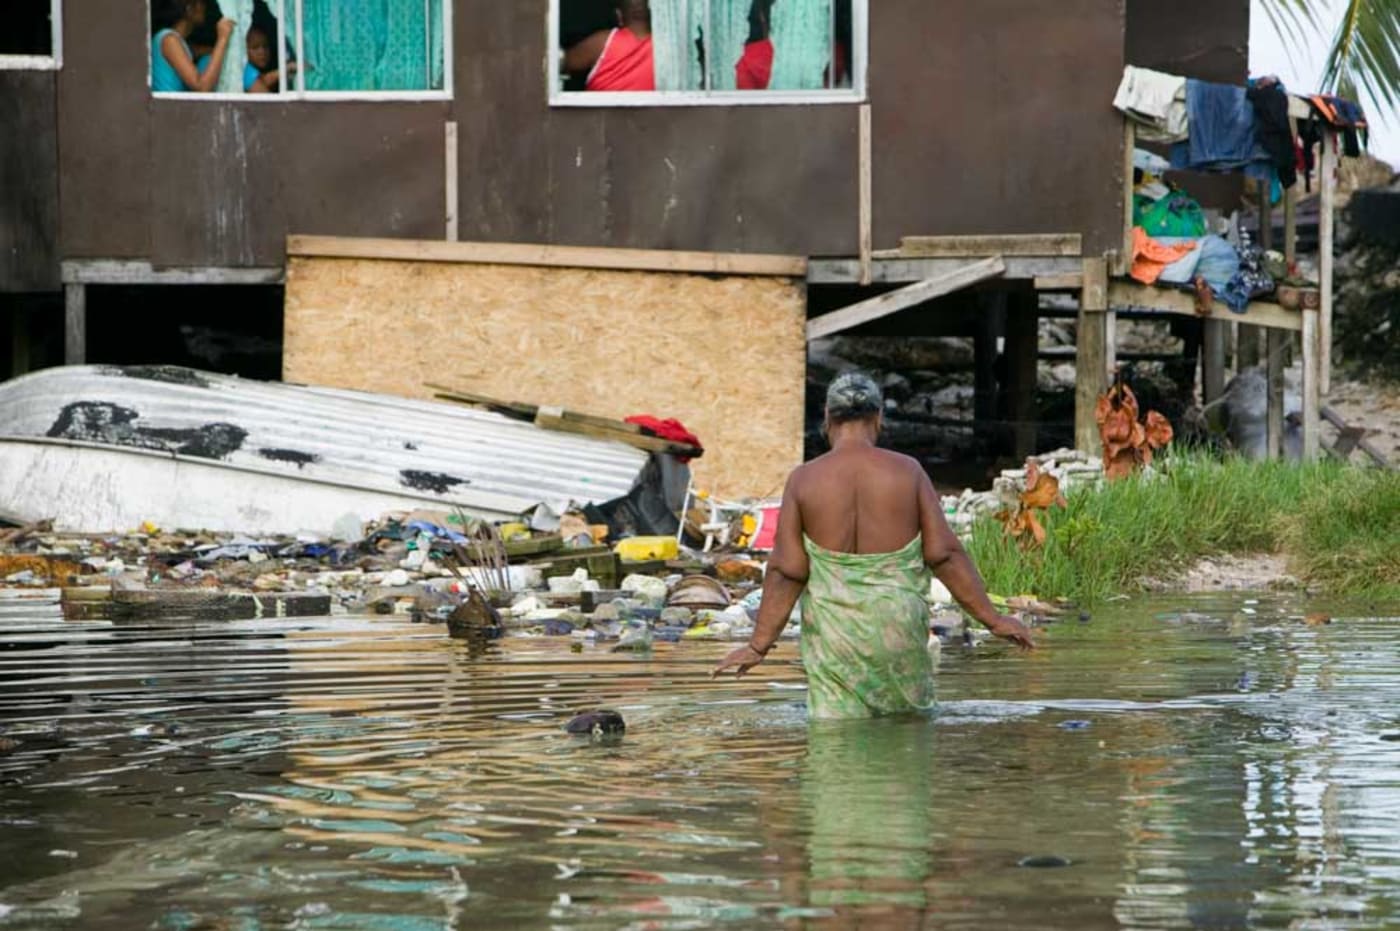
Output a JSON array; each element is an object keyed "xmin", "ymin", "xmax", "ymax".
[
  {"xmin": 0, "ymin": 71, "xmax": 59, "ymax": 291},
  {"xmin": 284, "ymin": 257, "xmax": 806, "ymax": 498}
]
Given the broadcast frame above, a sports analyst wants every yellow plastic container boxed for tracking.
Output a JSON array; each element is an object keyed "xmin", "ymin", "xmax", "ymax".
[
  {"xmin": 614, "ymin": 536, "xmax": 680, "ymax": 562},
  {"xmin": 498, "ymin": 522, "xmax": 531, "ymax": 542}
]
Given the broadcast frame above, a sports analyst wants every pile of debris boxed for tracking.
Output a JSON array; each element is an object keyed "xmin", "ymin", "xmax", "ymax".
[{"xmin": 939, "ymin": 447, "xmax": 1104, "ymax": 534}]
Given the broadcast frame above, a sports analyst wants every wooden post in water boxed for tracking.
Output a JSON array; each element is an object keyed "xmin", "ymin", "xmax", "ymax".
[
  {"xmin": 1075, "ymin": 257, "xmax": 1109, "ymax": 454},
  {"xmin": 1319, "ymin": 131, "xmax": 1337, "ymax": 396},
  {"xmin": 64, "ymin": 284, "xmax": 85, "ymax": 365},
  {"xmin": 1302, "ymin": 307, "xmax": 1321, "ymax": 460},
  {"xmin": 1202, "ymin": 319, "xmax": 1226, "ymax": 404}
]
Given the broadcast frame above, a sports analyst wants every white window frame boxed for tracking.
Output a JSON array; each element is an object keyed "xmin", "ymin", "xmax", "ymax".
[
  {"xmin": 0, "ymin": 0, "xmax": 62, "ymax": 70},
  {"xmin": 547, "ymin": 0, "xmax": 866, "ymax": 107},
  {"xmin": 148, "ymin": 0, "xmax": 453, "ymax": 101}
]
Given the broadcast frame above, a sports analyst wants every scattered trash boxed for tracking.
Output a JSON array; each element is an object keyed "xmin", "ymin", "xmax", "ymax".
[
  {"xmin": 1058, "ymin": 720, "xmax": 1093, "ymax": 731},
  {"xmin": 1304, "ymin": 613, "xmax": 1332, "ymax": 626},
  {"xmin": 565, "ymin": 710, "xmax": 625, "ymax": 738},
  {"xmin": 1017, "ymin": 855, "xmax": 1074, "ymax": 868}
]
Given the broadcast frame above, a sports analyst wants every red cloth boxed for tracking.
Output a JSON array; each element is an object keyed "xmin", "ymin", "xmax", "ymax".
[
  {"xmin": 586, "ymin": 28, "xmax": 655, "ymax": 92},
  {"xmin": 625, "ymin": 415, "xmax": 702, "ymax": 462},
  {"xmin": 735, "ymin": 39, "xmax": 773, "ymax": 90}
]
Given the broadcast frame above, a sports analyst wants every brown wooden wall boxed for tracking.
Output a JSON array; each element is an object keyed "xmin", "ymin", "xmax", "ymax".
[
  {"xmin": 54, "ymin": 0, "xmax": 447, "ymax": 268},
  {"xmin": 0, "ymin": 71, "xmax": 59, "ymax": 291},
  {"xmin": 7, "ymin": 0, "xmax": 1256, "ymax": 281},
  {"xmin": 454, "ymin": 0, "xmax": 1130, "ymax": 257}
]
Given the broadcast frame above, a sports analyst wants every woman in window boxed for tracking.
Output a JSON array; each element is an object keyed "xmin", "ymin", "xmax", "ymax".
[{"xmin": 152, "ymin": 0, "xmax": 234, "ymax": 93}]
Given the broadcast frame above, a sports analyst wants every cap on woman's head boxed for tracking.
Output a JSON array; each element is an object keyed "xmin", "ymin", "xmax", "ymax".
[{"xmin": 825, "ymin": 371, "xmax": 883, "ymax": 421}]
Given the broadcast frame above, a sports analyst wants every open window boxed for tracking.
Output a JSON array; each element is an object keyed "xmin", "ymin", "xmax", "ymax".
[
  {"xmin": 1, "ymin": 0, "xmax": 61, "ymax": 70},
  {"xmin": 551, "ymin": 0, "xmax": 863, "ymax": 105},
  {"xmin": 149, "ymin": 0, "xmax": 449, "ymax": 99}
]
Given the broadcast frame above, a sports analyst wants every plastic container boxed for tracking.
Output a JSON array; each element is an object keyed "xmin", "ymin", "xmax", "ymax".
[{"xmin": 614, "ymin": 536, "xmax": 679, "ymax": 562}]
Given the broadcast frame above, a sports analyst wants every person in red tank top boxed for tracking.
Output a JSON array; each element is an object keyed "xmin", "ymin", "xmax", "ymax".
[
  {"xmin": 563, "ymin": 0, "xmax": 655, "ymax": 92},
  {"xmin": 735, "ymin": 0, "xmax": 774, "ymax": 90}
]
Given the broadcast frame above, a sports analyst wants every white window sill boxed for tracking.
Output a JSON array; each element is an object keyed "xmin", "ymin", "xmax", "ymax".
[
  {"xmin": 0, "ymin": 55, "xmax": 60, "ymax": 70},
  {"xmin": 150, "ymin": 90, "xmax": 452, "ymax": 102},
  {"xmin": 549, "ymin": 89, "xmax": 864, "ymax": 108}
]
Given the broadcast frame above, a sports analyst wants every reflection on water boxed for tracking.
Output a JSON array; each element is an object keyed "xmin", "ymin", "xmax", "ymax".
[{"xmin": 2, "ymin": 593, "xmax": 1400, "ymax": 928}]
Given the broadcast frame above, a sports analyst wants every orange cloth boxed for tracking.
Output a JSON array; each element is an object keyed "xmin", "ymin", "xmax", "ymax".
[
  {"xmin": 735, "ymin": 39, "xmax": 773, "ymax": 90},
  {"xmin": 586, "ymin": 28, "xmax": 655, "ymax": 92},
  {"xmin": 1130, "ymin": 226, "xmax": 1198, "ymax": 285}
]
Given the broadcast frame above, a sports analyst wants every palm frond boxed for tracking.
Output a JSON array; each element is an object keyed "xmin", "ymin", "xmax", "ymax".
[
  {"xmin": 1319, "ymin": 0, "xmax": 1400, "ymax": 113},
  {"xmin": 1257, "ymin": 0, "xmax": 1321, "ymax": 60}
]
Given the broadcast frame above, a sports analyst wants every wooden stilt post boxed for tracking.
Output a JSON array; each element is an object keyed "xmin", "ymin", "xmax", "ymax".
[
  {"xmin": 1267, "ymin": 329, "xmax": 1286, "ymax": 458},
  {"xmin": 1239, "ymin": 180, "xmax": 1269, "ymax": 369},
  {"xmin": 1302, "ymin": 307, "xmax": 1321, "ymax": 460},
  {"xmin": 1006, "ymin": 284, "xmax": 1039, "ymax": 459},
  {"xmin": 9, "ymin": 301, "xmax": 28, "ymax": 376},
  {"xmin": 858, "ymin": 104, "xmax": 873, "ymax": 287},
  {"xmin": 1202, "ymin": 319, "xmax": 1226, "ymax": 404},
  {"xmin": 1319, "ymin": 131, "xmax": 1337, "ymax": 396},
  {"xmin": 1284, "ymin": 182, "xmax": 1299, "ymax": 367},
  {"xmin": 64, "ymin": 284, "xmax": 85, "ymax": 365},
  {"xmin": 1075, "ymin": 257, "xmax": 1109, "ymax": 454},
  {"xmin": 444, "ymin": 121, "xmax": 459, "ymax": 241}
]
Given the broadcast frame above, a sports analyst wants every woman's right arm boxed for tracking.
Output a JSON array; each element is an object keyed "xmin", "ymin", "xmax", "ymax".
[{"xmin": 163, "ymin": 18, "xmax": 234, "ymax": 93}]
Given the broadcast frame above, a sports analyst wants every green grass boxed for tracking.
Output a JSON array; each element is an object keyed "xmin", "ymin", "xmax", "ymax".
[{"xmin": 964, "ymin": 453, "xmax": 1400, "ymax": 605}]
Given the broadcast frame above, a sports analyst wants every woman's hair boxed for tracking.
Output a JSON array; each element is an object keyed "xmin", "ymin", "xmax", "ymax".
[{"xmin": 152, "ymin": 0, "xmax": 199, "ymax": 30}]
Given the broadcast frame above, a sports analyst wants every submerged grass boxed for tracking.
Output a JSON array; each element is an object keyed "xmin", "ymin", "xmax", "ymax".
[{"xmin": 964, "ymin": 454, "xmax": 1400, "ymax": 605}]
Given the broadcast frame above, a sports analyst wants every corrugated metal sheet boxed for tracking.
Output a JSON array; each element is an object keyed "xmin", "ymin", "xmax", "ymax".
[{"xmin": 0, "ymin": 365, "xmax": 649, "ymax": 517}]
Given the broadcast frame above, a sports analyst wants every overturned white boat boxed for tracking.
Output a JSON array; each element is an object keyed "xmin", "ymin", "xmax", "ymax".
[{"xmin": 0, "ymin": 365, "xmax": 656, "ymax": 535}]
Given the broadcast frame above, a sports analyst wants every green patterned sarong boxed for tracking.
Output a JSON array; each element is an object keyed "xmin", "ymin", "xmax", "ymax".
[{"xmin": 801, "ymin": 535, "xmax": 937, "ymax": 719}]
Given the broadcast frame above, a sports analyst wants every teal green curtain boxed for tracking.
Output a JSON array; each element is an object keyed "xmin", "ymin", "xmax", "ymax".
[
  {"xmin": 299, "ymin": 0, "xmax": 443, "ymax": 91},
  {"xmin": 217, "ymin": 0, "xmax": 255, "ymax": 93},
  {"xmin": 651, "ymin": 0, "xmax": 703, "ymax": 91},
  {"xmin": 708, "ymin": 0, "xmax": 750, "ymax": 91},
  {"xmin": 769, "ymin": 0, "xmax": 832, "ymax": 90}
]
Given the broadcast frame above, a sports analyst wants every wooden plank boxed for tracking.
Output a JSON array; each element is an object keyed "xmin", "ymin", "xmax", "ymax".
[
  {"xmin": 1006, "ymin": 290, "xmax": 1039, "ymax": 459},
  {"xmin": 1034, "ymin": 273, "xmax": 1084, "ymax": 291},
  {"xmin": 1267, "ymin": 329, "xmax": 1286, "ymax": 459},
  {"xmin": 286, "ymin": 235, "xmax": 809, "ymax": 278},
  {"xmin": 444, "ymin": 121, "xmax": 459, "ymax": 241},
  {"xmin": 1283, "ymin": 178, "xmax": 1298, "ymax": 266},
  {"xmin": 809, "ymin": 256, "xmax": 1079, "ymax": 284},
  {"xmin": 1322, "ymin": 406, "xmax": 1392, "ymax": 468},
  {"xmin": 1121, "ymin": 119, "xmax": 1136, "ymax": 277},
  {"xmin": 888, "ymin": 233, "xmax": 1083, "ymax": 259},
  {"xmin": 533, "ymin": 412, "xmax": 700, "ymax": 457},
  {"xmin": 61, "ymin": 260, "xmax": 285, "ymax": 285},
  {"xmin": 858, "ymin": 103, "xmax": 873, "ymax": 286},
  {"xmin": 805, "ymin": 256, "xmax": 1006, "ymax": 342},
  {"xmin": 63, "ymin": 283, "xmax": 84, "ymax": 365},
  {"xmin": 1302, "ymin": 308, "xmax": 1321, "ymax": 460},
  {"xmin": 1075, "ymin": 258, "xmax": 1109, "ymax": 454},
  {"xmin": 1106, "ymin": 281, "xmax": 1303, "ymax": 332},
  {"xmin": 1320, "ymin": 133, "xmax": 1337, "ymax": 396}
]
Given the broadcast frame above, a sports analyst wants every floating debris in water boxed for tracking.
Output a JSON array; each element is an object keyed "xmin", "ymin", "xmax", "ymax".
[
  {"xmin": 1018, "ymin": 854, "xmax": 1074, "ymax": 868},
  {"xmin": 565, "ymin": 710, "xmax": 625, "ymax": 738},
  {"xmin": 1057, "ymin": 720, "xmax": 1092, "ymax": 731},
  {"xmin": 1304, "ymin": 613, "xmax": 1332, "ymax": 626}
]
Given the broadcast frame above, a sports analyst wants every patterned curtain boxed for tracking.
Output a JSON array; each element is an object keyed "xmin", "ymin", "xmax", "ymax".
[
  {"xmin": 708, "ymin": 0, "xmax": 750, "ymax": 91},
  {"xmin": 651, "ymin": 0, "xmax": 702, "ymax": 91},
  {"xmin": 217, "ymin": 0, "xmax": 255, "ymax": 93},
  {"xmin": 769, "ymin": 0, "xmax": 832, "ymax": 90},
  {"xmin": 298, "ymin": 0, "xmax": 443, "ymax": 91}
]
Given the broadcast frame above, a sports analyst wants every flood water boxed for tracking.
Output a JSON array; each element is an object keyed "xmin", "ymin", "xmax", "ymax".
[{"xmin": 3, "ymin": 593, "xmax": 1400, "ymax": 929}]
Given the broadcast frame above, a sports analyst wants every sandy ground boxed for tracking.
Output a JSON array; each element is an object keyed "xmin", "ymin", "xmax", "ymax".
[
  {"xmin": 1141, "ymin": 553, "xmax": 1300, "ymax": 594},
  {"xmin": 1327, "ymin": 378, "xmax": 1400, "ymax": 467}
]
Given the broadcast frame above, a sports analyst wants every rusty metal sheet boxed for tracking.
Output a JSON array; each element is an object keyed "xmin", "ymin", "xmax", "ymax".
[{"xmin": 0, "ymin": 72, "xmax": 59, "ymax": 291}]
